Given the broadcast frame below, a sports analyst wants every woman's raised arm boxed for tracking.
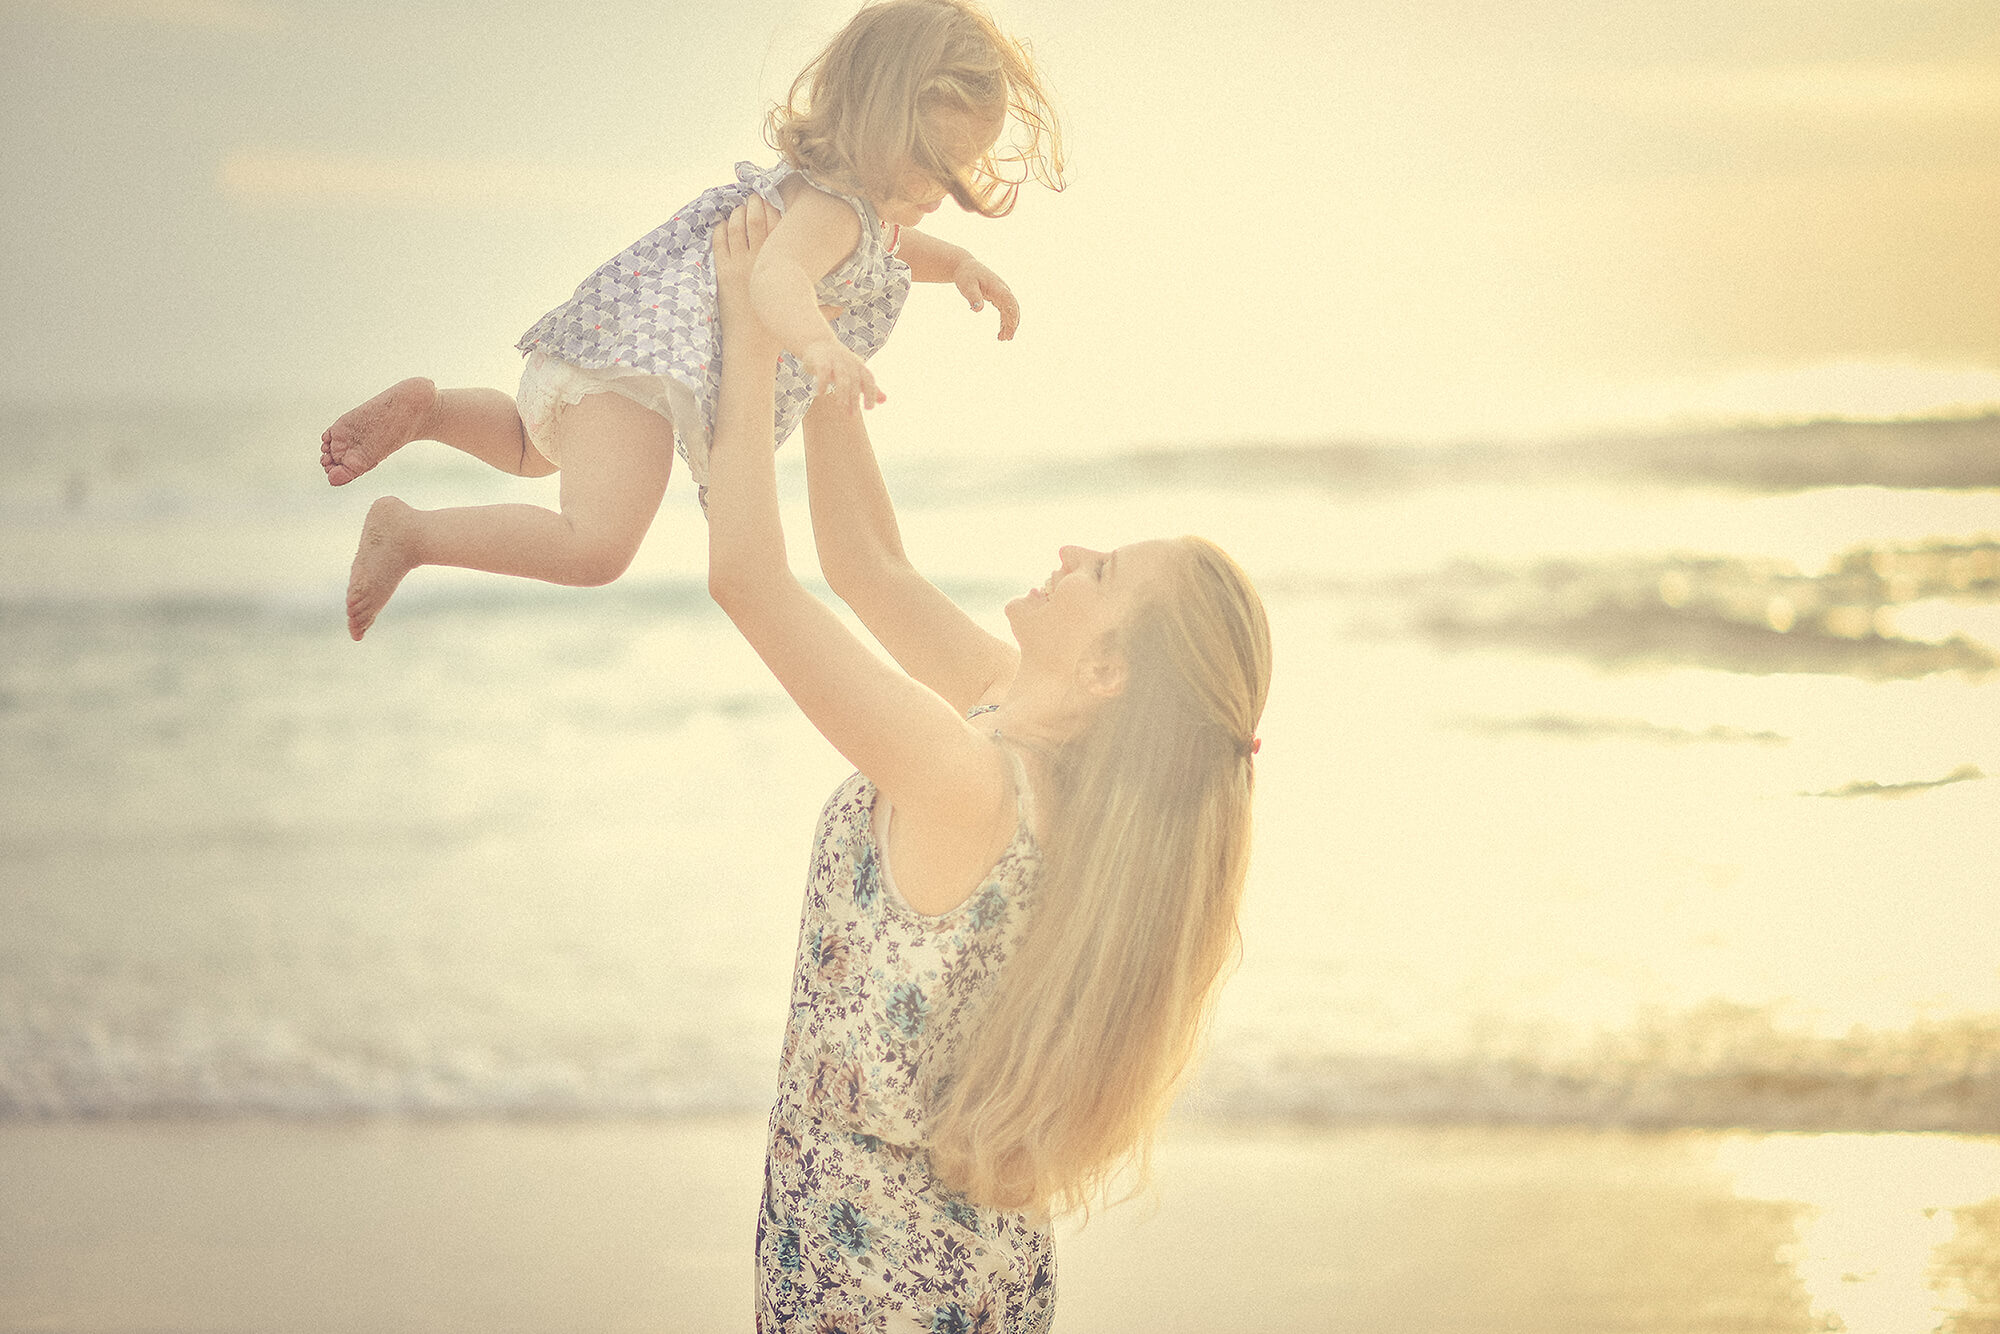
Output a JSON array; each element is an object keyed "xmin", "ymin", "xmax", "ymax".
[
  {"xmin": 704, "ymin": 200, "xmax": 1013, "ymax": 837},
  {"xmin": 800, "ymin": 399, "xmax": 1019, "ymax": 715}
]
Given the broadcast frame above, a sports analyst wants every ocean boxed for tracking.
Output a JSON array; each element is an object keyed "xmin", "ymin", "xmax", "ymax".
[{"xmin": 3, "ymin": 401, "xmax": 1997, "ymax": 1130}]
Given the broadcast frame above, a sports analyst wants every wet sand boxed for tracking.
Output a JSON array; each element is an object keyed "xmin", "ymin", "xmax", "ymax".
[{"xmin": 5, "ymin": 1118, "xmax": 1996, "ymax": 1333}]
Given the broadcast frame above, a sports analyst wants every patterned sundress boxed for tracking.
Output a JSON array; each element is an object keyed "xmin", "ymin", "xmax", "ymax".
[
  {"xmin": 758, "ymin": 714, "xmax": 1056, "ymax": 1332},
  {"xmin": 514, "ymin": 159, "xmax": 911, "ymax": 485}
]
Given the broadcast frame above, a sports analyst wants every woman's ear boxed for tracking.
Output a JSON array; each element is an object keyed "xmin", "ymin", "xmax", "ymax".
[{"xmin": 1076, "ymin": 643, "xmax": 1128, "ymax": 700}]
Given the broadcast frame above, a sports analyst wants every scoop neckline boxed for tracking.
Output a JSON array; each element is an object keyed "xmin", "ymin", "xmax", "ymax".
[{"xmin": 865, "ymin": 774, "xmax": 1034, "ymax": 923}]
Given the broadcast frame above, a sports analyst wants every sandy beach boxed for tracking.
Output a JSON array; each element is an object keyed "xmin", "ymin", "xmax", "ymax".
[{"xmin": 4, "ymin": 1117, "xmax": 1995, "ymax": 1333}]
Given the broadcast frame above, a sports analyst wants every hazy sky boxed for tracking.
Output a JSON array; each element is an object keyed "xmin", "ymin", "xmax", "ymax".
[{"xmin": 6, "ymin": 0, "xmax": 1999, "ymax": 450}]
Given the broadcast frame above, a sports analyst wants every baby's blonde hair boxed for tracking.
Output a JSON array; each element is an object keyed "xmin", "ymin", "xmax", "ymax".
[{"xmin": 768, "ymin": 0, "xmax": 1064, "ymax": 218}]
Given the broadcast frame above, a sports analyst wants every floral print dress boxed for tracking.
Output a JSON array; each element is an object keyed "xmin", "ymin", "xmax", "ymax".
[{"xmin": 757, "ymin": 714, "xmax": 1055, "ymax": 1332}]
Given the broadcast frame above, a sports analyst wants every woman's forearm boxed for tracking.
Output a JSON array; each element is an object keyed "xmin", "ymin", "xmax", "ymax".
[
  {"xmin": 797, "ymin": 363, "xmax": 1016, "ymax": 711},
  {"xmin": 800, "ymin": 399, "xmax": 913, "ymax": 595},
  {"xmin": 749, "ymin": 251, "xmax": 840, "ymax": 358},
  {"xmin": 705, "ymin": 331, "xmax": 792, "ymax": 604}
]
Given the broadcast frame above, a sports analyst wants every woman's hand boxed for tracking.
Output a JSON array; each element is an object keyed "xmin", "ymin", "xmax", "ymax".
[{"xmin": 713, "ymin": 196, "xmax": 785, "ymax": 361}]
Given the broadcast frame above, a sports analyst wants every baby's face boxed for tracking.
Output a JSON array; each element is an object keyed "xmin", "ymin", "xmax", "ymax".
[
  {"xmin": 874, "ymin": 105, "xmax": 1004, "ymax": 229},
  {"xmin": 876, "ymin": 172, "xmax": 953, "ymax": 229}
]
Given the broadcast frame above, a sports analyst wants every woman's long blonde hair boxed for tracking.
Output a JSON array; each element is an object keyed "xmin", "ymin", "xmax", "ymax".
[
  {"xmin": 767, "ymin": 0, "xmax": 1065, "ymax": 217},
  {"xmin": 927, "ymin": 538, "xmax": 1272, "ymax": 1216}
]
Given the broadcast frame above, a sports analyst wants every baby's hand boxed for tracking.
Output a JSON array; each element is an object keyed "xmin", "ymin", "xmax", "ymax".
[
  {"xmin": 800, "ymin": 338, "xmax": 884, "ymax": 415},
  {"xmin": 952, "ymin": 257, "xmax": 1020, "ymax": 340}
]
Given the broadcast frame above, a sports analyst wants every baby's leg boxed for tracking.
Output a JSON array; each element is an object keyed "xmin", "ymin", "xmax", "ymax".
[
  {"xmin": 344, "ymin": 392, "xmax": 674, "ymax": 640},
  {"xmin": 322, "ymin": 379, "xmax": 555, "ymax": 485}
]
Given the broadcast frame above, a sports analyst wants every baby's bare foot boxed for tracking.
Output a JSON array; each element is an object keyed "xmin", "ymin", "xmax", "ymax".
[
  {"xmin": 346, "ymin": 496, "xmax": 420, "ymax": 640},
  {"xmin": 321, "ymin": 378, "xmax": 438, "ymax": 486}
]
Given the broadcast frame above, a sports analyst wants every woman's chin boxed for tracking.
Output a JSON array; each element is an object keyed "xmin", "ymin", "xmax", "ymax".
[
  {"xmin": 1002, "ymin": 595, "xmax": 1041, "ymax": 636},
  {"xmin": 1004, "ymin": 589, "xmax": 1046, "ymax": 619}
]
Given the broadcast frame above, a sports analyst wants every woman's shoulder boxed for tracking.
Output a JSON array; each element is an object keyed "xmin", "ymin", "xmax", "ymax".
[{"xmin": 865, "ymin": 712, "xmax": 1030, "ymax": 919}]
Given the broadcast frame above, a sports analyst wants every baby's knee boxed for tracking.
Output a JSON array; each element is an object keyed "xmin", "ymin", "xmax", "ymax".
[{"xmin": 566, "ymin": 539, "xmax": 639, "ymax": 587}]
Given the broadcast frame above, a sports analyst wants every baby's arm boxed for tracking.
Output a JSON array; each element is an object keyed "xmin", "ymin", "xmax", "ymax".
[
  {"xmin": 894, "ymin": 230, "xmax": 1020, "ymax": 341},
  {"xmin": 748, "ymin": 189, "xmax": 883, "ymax": 413}
]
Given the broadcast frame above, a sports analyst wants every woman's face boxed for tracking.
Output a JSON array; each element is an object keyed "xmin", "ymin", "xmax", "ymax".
[{"xmin": 1005, "ymin": 539, "xmax": 1178, "ymax": 671}]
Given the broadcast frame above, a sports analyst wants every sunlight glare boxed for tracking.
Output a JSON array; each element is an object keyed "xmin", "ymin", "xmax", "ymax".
[{"xmin": 1718, "ymin": 1134, "xmax": 2000, "ymax": 1334}]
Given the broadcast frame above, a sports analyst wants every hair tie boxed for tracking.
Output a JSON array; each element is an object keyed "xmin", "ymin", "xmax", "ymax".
[{"xmin": 1249, "ymin": 736, "xmax": 1261, "ymax": 756}]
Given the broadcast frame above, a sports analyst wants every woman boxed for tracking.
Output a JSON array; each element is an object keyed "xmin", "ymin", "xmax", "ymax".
[{"xmin": 704, "ymin": 198, "xmax": 1270, "ymax": 1331}]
